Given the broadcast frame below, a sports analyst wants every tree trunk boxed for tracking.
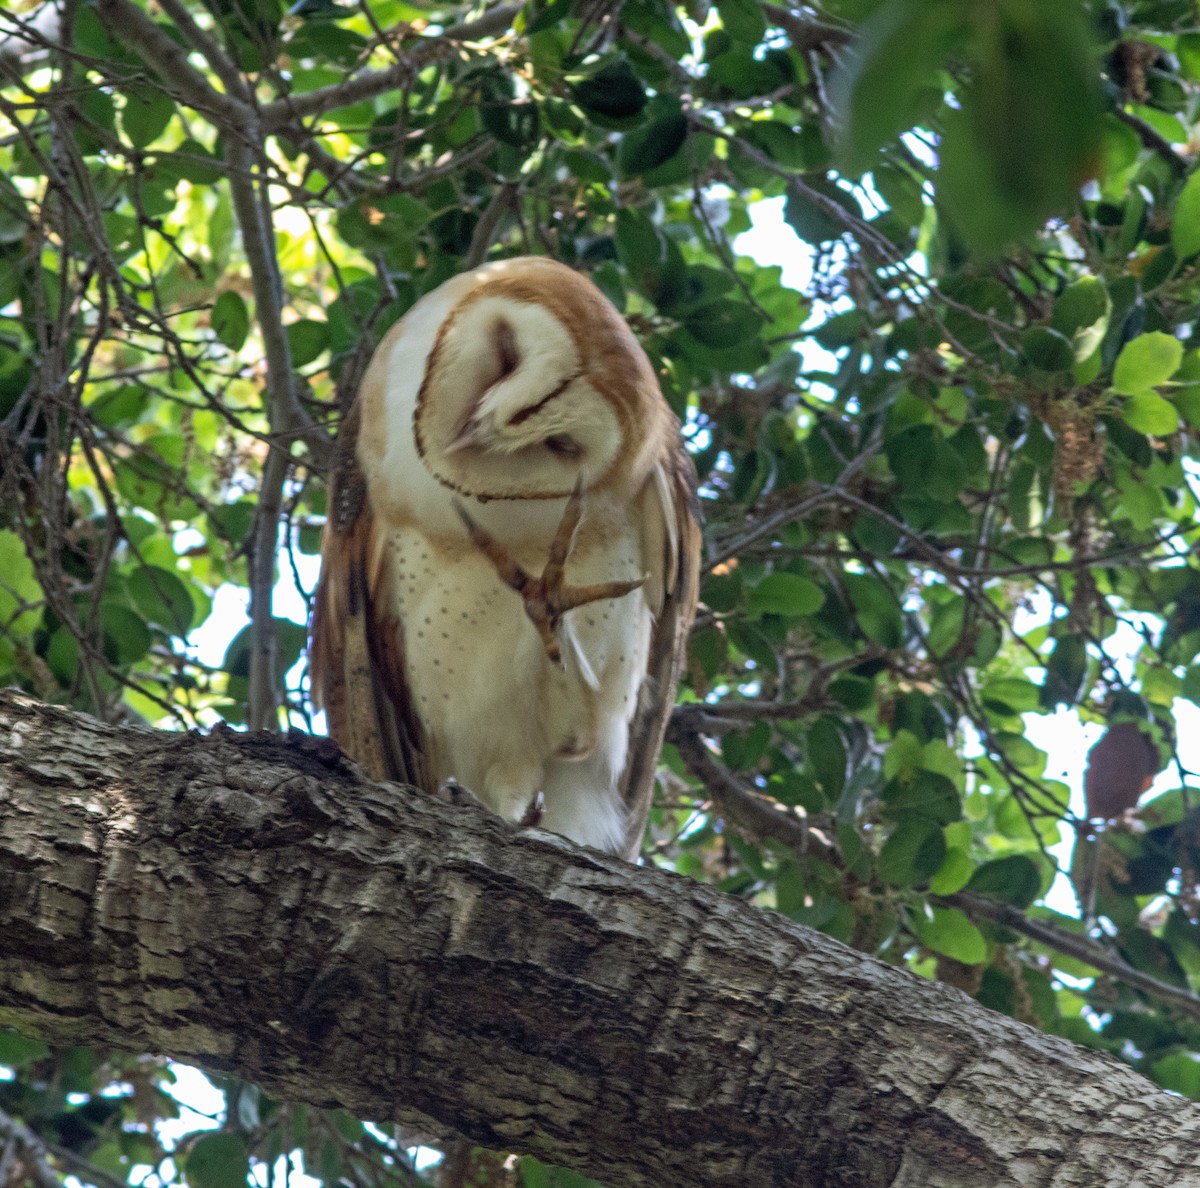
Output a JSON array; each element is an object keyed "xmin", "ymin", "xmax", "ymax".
[{"xmin": 1, "ymin": 689, "xmax": 1197, "ymax": 1187}]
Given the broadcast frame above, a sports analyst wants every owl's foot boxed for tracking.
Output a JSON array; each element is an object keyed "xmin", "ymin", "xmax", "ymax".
[
  {"xmin": 519, "ymin": 790, "xmax": 546, "ymax": 829},
  {"xmin": 436, "ymin": 776, "xmax": 488, "ymax": 813},
  {"xmin": 455, "ymin": 480, "xmax": 645, "ymax": 665},
  {"xmin": 439, "ymin": 779, "xmax": 545, "ymax": 830}
]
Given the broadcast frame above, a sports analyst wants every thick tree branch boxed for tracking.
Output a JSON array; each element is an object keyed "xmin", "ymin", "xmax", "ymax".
[
  {"xmin": 3, "ymin": 691, "xmax": 1200, "ymax": 1187},
  {"xmin": 94, "ymin": 0, "xmax": 250, "ymax": 128}
]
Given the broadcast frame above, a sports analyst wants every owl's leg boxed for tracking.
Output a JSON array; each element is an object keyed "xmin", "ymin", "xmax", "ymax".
[{"xmin": 454, "ymin": 481, "xmax": 645, "ymax": 665}]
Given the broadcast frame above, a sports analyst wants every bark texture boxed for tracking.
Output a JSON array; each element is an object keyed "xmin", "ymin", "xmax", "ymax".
[{"xmin": 1, "ymin": 689, "xmax": 1199, "ymax": 1187}]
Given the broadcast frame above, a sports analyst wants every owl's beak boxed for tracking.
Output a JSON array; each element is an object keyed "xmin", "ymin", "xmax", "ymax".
[{"xmin": 446, "ymin": 415, "xmax": 483, "ymax": 454}]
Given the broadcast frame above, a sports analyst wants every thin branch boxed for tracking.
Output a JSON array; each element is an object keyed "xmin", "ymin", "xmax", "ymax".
[
  {"xmin": 154, "ymin": 0, "xmax": 250, "ymax": 103},
  {"xmin": 224, "ymin": 138, "xmax": 330, "ymax": 465},
  {"xmin": 259, "ymin": 3, "xmax": 521, "ymax": 131},
  {"xmin": 466, "ymin": 180, "xmax": 518, "ymax": 268},
  {"xmin": 667, "ymin": 719, "xmax": 840, "ymax": 865},
  {"xmin": 945, "ymin": 891, "xmax": 1200, "ymax": 1027},
  {"xmin": 1113, "ymin": 107, "xmax": 1189, "ymax": 177},
  {"xmin": 0, "ymin": 1106, "xmax": 59, "ymax": 1188},
  {"xmin": 224, "ymin": 134, "xmax": 323, "ymax": 730},
  {"xmin": 762, "ymin": 4, "xmax": 853, "ymax": 52},
  {"xmin": 709, "ymin": 440, "xmax": 879, "ymax": 569},
  {"xmin": 0, "ymin": 1104, "xmax": 132, "ymax": 1188}
]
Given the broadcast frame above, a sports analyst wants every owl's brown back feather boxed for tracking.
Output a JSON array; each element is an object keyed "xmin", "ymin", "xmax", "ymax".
[
  {"xmin": 311, "ymin": 400, "xmax": 428, "ymax": 788},
  {"xmin": 617, "ymin": 445, "xmax": 702, "ymax": 859}
]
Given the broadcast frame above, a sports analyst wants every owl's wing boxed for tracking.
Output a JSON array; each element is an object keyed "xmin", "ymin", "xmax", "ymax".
[
  {"xmin": 310, "ymin": 401, "xmax": 428, "ymax": 788},
  {"xmin": 619, "ymin": 443, "xmax": 702, "ymax": 860}
]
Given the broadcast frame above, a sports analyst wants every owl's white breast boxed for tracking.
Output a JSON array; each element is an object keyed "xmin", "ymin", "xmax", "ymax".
[{"xmin": 380, "ymin": 500, "xmax": 652, "ymax": 852}]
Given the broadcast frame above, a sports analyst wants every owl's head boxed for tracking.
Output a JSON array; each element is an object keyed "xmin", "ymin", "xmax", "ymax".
[{"xmin": 413, "ymin": 259, "xmax": 661, "ymax": 501}]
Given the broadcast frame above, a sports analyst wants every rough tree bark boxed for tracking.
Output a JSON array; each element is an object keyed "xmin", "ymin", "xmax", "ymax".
[{"xmin": 1, "ymin": 689, "xmax": 1198, "ymax": 1187}]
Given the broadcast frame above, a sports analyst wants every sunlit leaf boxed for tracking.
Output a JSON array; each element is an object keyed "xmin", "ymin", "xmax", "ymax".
[{"xmin": 1113, "ymin": 332, "xmax": 1184, "ymax": 397}]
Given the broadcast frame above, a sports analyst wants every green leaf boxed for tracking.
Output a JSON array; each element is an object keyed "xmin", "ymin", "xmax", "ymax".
[
  {"xmin": 717, "ymin": 0, "xmax": 766, "ymax": 44},
  {"xmin": 0, "ymin": 1029, "xmax": 50, "ymax": 1068},
  {"xmin": 571, "ymin": 59, "xmax": 648, "ymax": 121},
  {"xmin": 1151, "ymin": 1053, "xmax": 1200, "ymax": 1100},
  {"xmin": 186, "ymin": 1133, "xmax": 250, "ymax": 1188},
  {"xmin": 286, "ymin": 318, "xmax": 330, "ymax": 367},
  {"xmin": 613, "ymin": 208, "xmax": 663, "ymax": 271},
  {"xmin": 616, "ymin": 99, "xmax": 688, "ymax": 177},
  {"xmin": 1050, "ymin": 276, "xmax": 1110, "ymax": 363},
  {"xmin": 747, "ymin": 572, "xmax": 824, "ymax": 618},
  {"xmin": 683, "ymin": 300, "xmax": 765, "ymax": 349},
  {"xmin": 1180, "ymin": 32, "xmax": 1200, "ymax": 81},
  {"xmin": 128, "ymin": 565, "xmax": 196, "ymax": 635},
  {"xmin": 965, "ymin": 855, "xmax": 1042, "ymax": 908},
  {"xmin": 0, "ymin": 530, "xmax": 43, "ymax": 638},
  {"xmin": 101, "ymin": 603, "xmax": 153, "ymax": 666},
  {"xmin": 1040, "ymin": 632, "xmax": 1087, "ymax": 710},
  {"xmin": 841, "ymin": 573, "xmax": 902, "ymax": 648},
  {"xmin": 1020, "ymin": 325, "xmax": 1074, "ymax": 373},
  {"xmin": 878, "ymin": 816, "xmax": 945, "ymax": 886},
  {"xmin": 166, "ymin": 138, "xmax": 225, "ymax": 184},
  {"xmin": 884, "ymin": 730, "xmax": 922, "ymax": 783},
  {"xmin": 121, "ymin": 86, "xmax": 175, "ymax": 149},
  {"xmin": 1123, "ymin": 391, "xmax": 1179, "ymax": 437},
  {"xmin": 783, "ymin": 178, "xmax": 860, "ymax": 245},
  {"xmin": 912, "ymin": 907, "xmax": 987, "ymax": 964},
  {"xmin": 936, "ymin": 0, "xmax": 1103, "ymax": 253},
  {"xmin": 808, "ymin": 717, "xmax": 847, "ymax": 799},
  {"xmin": 212, "ymin": 291, "xmax": 250, "ymax": 351},
  {"xmin": 981, "ymin": 677, "xmax": 1040, "ymax": 716},
  {"xmin": 836, "ymin": 0, "xmax": 968, "ymax": 171},
  {"xmin": 90, "ymin": 384, "xmax": 151, "ymax": 427},
  {"xmin": 1173, "ymin": 172, "xmax": 1200, "ymax": 259},
  {"xmin": 1113, "ymin": 332, "xmax": 1184, "ymax": 397},
  {"xmin": 929, "ymin": 848, "xmax": 974, "ymax": 895}
]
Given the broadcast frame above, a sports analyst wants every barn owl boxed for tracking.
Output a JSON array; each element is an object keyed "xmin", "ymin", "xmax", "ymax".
[{"xmin": 310, "ymin": 256, "xmax": 700, "ymax": 859}]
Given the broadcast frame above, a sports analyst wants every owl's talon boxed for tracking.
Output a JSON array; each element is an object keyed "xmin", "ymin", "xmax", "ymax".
[
  {"xmin": 519, "ymin": 790, "xmax": 545, "ymax": 828},
  {"xmin": 455, "ymin": 483, "xmax": 645, "ymax": 665},
  {"xmin": 436, "ymin": 776, "xmax": 486, "ymax": 812}
]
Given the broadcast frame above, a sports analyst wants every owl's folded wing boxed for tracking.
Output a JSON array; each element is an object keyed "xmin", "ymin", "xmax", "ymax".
[
  {"xmin": 619, "ymin": 441, "xmax": 702, "ymax": 860},
  {"xmin": 310, "ymin": 400, "xmax": 428, "ymax": 789}
]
